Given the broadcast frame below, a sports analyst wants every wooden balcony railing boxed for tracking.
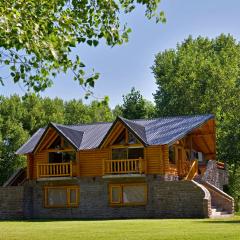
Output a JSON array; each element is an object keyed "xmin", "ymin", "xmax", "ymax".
[
  {"xmin": 104, "ymin": 158, "xmax": 145, "ymax": 175},
  {"xmin": 184, "ymin": 159, "xmax": 198, "ymax": 180},
  {"xmin": 37, "ymin": 161, "xmax": 73, "ymax": 178}
]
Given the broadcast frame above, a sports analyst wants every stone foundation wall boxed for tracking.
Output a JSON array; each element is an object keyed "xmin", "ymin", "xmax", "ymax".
[
  {"xmin": 202, "ymin": 160, "xmax": 228, "ymax": 190},
  {"xmin": 0, "ymin": 186, "xmax": 24, "ymax": 219},
  {"xmin": 23, "ymin": 176, "xmax": 210, "ymax": 219}
]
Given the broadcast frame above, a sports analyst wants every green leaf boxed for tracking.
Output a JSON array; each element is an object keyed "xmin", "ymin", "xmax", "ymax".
[{"xmin": 87, "ymin": 40, "xmax": 92, "ymax": 46}]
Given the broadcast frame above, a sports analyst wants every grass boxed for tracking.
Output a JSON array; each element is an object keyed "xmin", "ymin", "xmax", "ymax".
[{"xmin": 0, "ymin": 216, "xmax": 240, "ymax": 240}]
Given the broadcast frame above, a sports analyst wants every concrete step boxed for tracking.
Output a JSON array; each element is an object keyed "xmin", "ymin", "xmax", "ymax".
[
  {"xmin": 211, "ymin": 206, "xmax": 233, "ymax": 218},
  {"xmin": 210, "ymin": 213, "xmax": 234, "ymax": 218}
]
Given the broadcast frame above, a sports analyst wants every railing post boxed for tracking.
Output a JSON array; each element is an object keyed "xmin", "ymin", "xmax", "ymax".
[
  {"xmin": 139, "ymin": 158, "xmax": 142, "ymax": 174},
  {"xmin": 70, "ymin": 161, "xmax": 73, "ymax": 177},
  {"xmin": 102, "ymin": 159, "xmax": 105, "ymax": 176},
  {"xmin": 37, "ymin": 164, "xmax": 39, "ymax": 179}
]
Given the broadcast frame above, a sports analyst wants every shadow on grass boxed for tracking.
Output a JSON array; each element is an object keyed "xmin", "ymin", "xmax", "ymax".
[
  {"xmin": 0, "ymin": 218, "xmax": 149, "ymax": 223},
  {"xmin": 202, "ymin": 220, "xmax": 240, "ymax": 224}
]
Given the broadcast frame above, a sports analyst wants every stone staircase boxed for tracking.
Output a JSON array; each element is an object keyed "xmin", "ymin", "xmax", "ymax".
[
  {"xmin": 211, "ymin": 205, "xmax": 233, "ymax": 218},
  {"xmin": 194, "ymin": 177, "xmax": 234, "ymax": 218}
]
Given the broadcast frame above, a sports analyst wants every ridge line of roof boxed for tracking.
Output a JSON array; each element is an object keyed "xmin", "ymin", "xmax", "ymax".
[
  {"xmin": 51, "ymin": 114, "xmax": 214, "ymax": 128},
  {"xmin": 51, "ymin": 122, "xmax": 85, "ymax": 133}
]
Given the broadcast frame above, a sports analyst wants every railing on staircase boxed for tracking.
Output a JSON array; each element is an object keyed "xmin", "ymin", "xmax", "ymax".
[
  {"xmin": 184, "ymin": 159, "xmax": 198, "ymax": 180},
  {"xmin": 201, "ymin": 181, "xmax": 234, "ymax": 214}
]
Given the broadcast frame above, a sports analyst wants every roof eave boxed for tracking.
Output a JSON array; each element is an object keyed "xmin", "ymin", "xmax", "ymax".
[{"xmin": 166, "ymin": 114, "xmax": 215, "ymax": 146}]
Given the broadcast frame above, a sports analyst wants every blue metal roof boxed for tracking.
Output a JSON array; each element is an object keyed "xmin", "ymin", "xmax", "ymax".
[{"xmin": 16, "ymin": 114, "xmax": 214, "ymax": 154}]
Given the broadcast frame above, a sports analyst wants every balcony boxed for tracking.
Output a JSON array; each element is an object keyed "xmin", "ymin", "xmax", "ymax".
[
  {"xmin": 37, "ymin": 161, "xmax": 73, "ymax": 178},
  {"xmin": 103, "ymin": 158, "xmax": 146, "ymax": 175}
]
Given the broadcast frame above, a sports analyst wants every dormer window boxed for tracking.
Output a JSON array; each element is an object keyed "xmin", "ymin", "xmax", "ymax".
[
  {"xmin": 49, "ymin": 136, "xmax": 62, "ymax": 149},
  {"xmin": 48, "ymin": 135, "xmax": 76, "ymax": 163},
  {"xmin": 49, "ymin": 136, "xmax": 71, "ymax": 150},
  {"xmin": 111, "ymin": 129, "xmax": 144, "ymax": 160},
  {"xmin": 113, "ymin": 130, "xmax": 126, "ymax": 145},
  {"xmin": 112, "ymin": 129, "xmax": 140, "ymax": 146}
]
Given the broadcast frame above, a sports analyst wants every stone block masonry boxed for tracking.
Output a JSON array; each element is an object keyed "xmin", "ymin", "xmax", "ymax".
[
  {"xmin": 22, "ymin": 175, "xmax": 211, "ymax": 219},
  {"xmin": 0, "ymin": 175, "xmax": 211, "ymax": 219},
  {"xmin": 0, "ymin": 186, "xmax": 24, "ymax": 219}
]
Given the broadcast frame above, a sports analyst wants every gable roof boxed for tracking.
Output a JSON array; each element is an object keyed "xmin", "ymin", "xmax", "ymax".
[
  {"xmin": 16, "ymin": 114, "xmax": 214, "ymax": 155},
  {"xmin": 50, "ymin": 123, "xmax": 84, "ymax": 150},
  {"xmin": 99, "ymin": 116, "xmax": 148, "ymax": 147},
  {"xmin": 119, "ymin": 117, "xmax": 148, "ymax": 145}
]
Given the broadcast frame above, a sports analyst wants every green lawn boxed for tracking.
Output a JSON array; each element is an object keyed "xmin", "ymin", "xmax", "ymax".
[{"xmin": 0, "ymin": 216, "xmax": 240, "ymax": 240}]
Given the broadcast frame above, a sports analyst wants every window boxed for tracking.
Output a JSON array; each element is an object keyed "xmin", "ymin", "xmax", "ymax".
[
  {"xmin": 109, "ymin": 184, "xmax": 147, "ymax": 206},
  {"xmin": 112, "ymin": 148, "xmax": 127, "ymax": 160},
  {"xmin": 113, "ymin": 130, "xmax": 126, "ymax": 145},
  {"xmin": 112, "ymin": 129, "xmax": 139, "ymax": 145},
  {"xmin": 112, "ymin": 147, "xmax": 144, "ymax": 160},
  {"xmin": 44, "ymin": 186, "xmax": 79, "ymax": 208},
  {"xmin": 48, "ymin": 151, "xmax": 76, "ymax": 163},
  {"xmin": 128, "ymin": 148, "xmax": 144, "ymax": 159},
  {"xmin": 47, "ymin": 135, "xmax": 76, "ymax": 163},
  {"xmin": 48, "ymin": 136, "xmax": 73, "ymax": 150},
  {"xmin": 169, "ymin": 145, "xmax": 176, "ymax": 164},
  {"xmin": 128, "ymin": 132, "xmax": 138, "ymax": 144},
  {"xmin": 49, "ymin": 136, "xmax": 62, "ymax": 149}
]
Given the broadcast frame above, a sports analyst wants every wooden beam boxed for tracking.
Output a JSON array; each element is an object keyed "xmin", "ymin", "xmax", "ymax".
[
  {"xmin": 34, "ymin": 128, "xmax": 51, "ymax": 154},
  {"xmin": 37, "ymin": 129, "xmax": 57, "ymax": 152},
  {"xmin": 190, "ymin": 133, "xmax": 214, "ymax": 137},
  {"xmin": 201, "ymin": 136, "xmax": 212, "ymax": 153},
  {"xmin": 101, "ymin": 122, "xmax": 123, "ymax": 148}
]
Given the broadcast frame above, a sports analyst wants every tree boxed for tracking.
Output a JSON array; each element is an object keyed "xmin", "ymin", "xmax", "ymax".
[
  {"xmin": 152, "ymin": 34, "xmax": 240, "ymax": 206},
  {"xmin": 0, "ymin": 94, "xmax": 115, "ymax": 184},
  {"xmin": 64, "ymin": 99, "xmax": 91, "ymax": 125},
  {"xmin": 88, "ymin": 98, "xmax": 114, "ymax": 123},
  {"xmin": 0, "ymin": 95, "xmax": 29, "ymax": 184},
  {"xmin": 153, "ymin": 34, "xmax": 240, "ymax": 117},
  {"xmin": 121, "ymin": 87, "xmax": 155, "ymax": 119},
  {"xmin": 0, "ymin": 0, "xmax": 165, "ymax": 93}
]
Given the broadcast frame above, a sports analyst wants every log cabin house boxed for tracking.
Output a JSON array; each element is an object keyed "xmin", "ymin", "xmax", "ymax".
[{"xmin": 9, "ymin": 114, "xmax": 233, "ymax": 219}]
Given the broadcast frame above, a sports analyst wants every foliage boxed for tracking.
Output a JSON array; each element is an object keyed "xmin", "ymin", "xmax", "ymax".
[
  {"xmin": 1, "ymin": 218, "xmax": 240, "ymax": 240},
  {"xmin": 153, "ymin": 34, "xmax": 240, "ymax": 116},
  {"xmin": 120, "ymin": 87, "xmax": 156, "ymax": 119},
  {"xmin": 0, "ymin": 94, "xmax": 114, "ymax": 185},
  {"xmin": 0, "ymin": 0, "xmax": 164, "ymax": 93},
  {"xmin": 228, "ymin": 166, "xmax": 240, "ymax": 211},
  {"xmin": 152, "ymin": 34, "xmax": 240, "ymax": 206}
]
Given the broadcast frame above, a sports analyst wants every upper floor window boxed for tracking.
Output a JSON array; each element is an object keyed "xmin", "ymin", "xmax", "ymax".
[
  {"xmin": 112, "ymin": 147, "xmax": 144, "ymax": 160},
  {"xmin": 49, "ymin": 152, "xmax": 76, "ymax": 164},
  {"xmin": 112, "ymin": 129, "xmax": 140, "ymax": 146},
  {"xmin": 49, "ymin": 136, "xmax": 72, "ymax": 150},
  {"xmin": 48, "ymin": 136, "xmax": 76, "ymax": 163}
]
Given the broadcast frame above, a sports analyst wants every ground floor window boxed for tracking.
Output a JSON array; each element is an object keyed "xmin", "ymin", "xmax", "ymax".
[
  {"xmin": 109, "ymin": 183, "xmax": 147, "ymax": 206},
  {"xmin": 44, "ymin": 186, "xmax": 79, "ymax": 208}
]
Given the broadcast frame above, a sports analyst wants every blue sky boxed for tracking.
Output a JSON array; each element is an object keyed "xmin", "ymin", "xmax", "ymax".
[{"xmin": 1, "ymin": 0, "xmax": 240, "ymax": 108}]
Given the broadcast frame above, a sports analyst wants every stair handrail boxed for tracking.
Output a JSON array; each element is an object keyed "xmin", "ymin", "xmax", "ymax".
[{"xmin": 184, "ymin": 159, "xmax": 198, "ymax": 180}]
